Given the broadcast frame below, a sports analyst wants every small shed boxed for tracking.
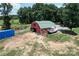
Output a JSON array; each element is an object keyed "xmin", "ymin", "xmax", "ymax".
[{"xmin": 31, "ymin": 21, "xmax": 55, "ymax": 34}]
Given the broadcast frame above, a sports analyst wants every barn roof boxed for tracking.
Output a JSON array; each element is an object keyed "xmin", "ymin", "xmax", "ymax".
[{"xmin": 35, "ymin": 21, "xmax": 55, "ymax": 29}]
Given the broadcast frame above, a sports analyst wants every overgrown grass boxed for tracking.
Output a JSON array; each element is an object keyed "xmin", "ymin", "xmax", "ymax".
[
  {"xmin": 0, "ymin": 44, "xmax": 4, "ymax": 50},
  {"xmin": 28, "ymin": 42, "xmax": 52, "ymax": 56},
  {"xmin": 74, "ymin": 40, "xmax": 79, "ymax": 46},
  {"xmin": 0, "ymin": 37, "xmax": 13, "ymax": 44},
  {"xmin": 15, "ymin": 24, "xmax": 31, "ymax": 35},
  {"xmin": 28, "ymin": 42, "xmax": 39, "ymax": 56},
  {"xmin": 0, "ymin": 19, "xmax": 19, "ymax": 25},
  {"xmin": 5, "ymin": 49, "xmax": 24, "ymax": 56},
  {"xmin": 72, "ymin": 27, "xmax": 79, "ymax": 35},
  {"xmin": 47, "ymin": 33, "xmax": 71, "ymax": 42},
  {"xmin": 0, "ymin": 20, "xmax": 3, "ymax": 25},
  {"xmin": 11, "ymin": 19, "xmax": 19, "ymax": 25},
  {"xmin": 0, "ymin": 49, "xmax": 24, "ymax": 56},
  {"xmin": 0, "ymin": 20, "xmax": 79, "ymax": 56}
]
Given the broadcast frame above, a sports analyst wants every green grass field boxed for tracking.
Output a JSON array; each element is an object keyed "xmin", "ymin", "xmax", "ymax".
[{"xmin": 0, "ymin": 19, "xmax": 19, "ymax": 26}]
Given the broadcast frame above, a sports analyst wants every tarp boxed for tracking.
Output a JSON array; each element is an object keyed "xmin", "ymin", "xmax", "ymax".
[
  {"xmin": 35, "ymin": 21, "xmax": 55, "ymax": 29},
  {"xmin": 0, "ymin": 29, "xmax": 15, "ymax": 40}
]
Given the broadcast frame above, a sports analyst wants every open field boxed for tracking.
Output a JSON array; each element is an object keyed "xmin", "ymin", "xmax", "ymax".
[
  {"xmin": 0, "ymin": 3, "xmax": 79, "ymax": 56},
  {"xmin": 0, "ymin": 23, "xmax": 79, "ymax": 56},
  {"xmin": 1, "ymin": 19, "xmax": 79, "ymax": 56},
  {"xmin": 0, "ymin": 19, "xmax": 27, "ymax": 30},
  {"xmin": 0, "ymin": 19, "xmax": 19, "ymax": 25},
  {"xmin": 0, "ymin": 32, "xmax": 79, "ymax": 56}
]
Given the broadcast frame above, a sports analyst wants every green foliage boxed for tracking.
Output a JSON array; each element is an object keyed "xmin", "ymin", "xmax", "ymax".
[
  {"xmin": 1, "ymin": 3, "xmax": 79, "ymax": 30},
  {"xmin": 59, "ymin": 3, "xmax": 79, "ymax": 28},
  {"xmin": 17, "ymin": 3, "xmax": 79, "ymax": 28},
  {"xmin": 17, "ymin": 3, "xmax": 58, "ymax": 24},
  {"xmin": 0, "ymin": 3, "xmax": 13, "ymax": 30},
  {"xmin": 17, "ymin": 7, "xmax": 32, "ymax": 24},
  {"xmin": 0, "ymin": 3, "xmax": 13, "ymax": 16}
]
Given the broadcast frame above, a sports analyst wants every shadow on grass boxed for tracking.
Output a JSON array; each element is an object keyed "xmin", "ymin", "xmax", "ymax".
[{"xmin": 60, "ymin": 30, "xmax": 78, "ymax": 36}]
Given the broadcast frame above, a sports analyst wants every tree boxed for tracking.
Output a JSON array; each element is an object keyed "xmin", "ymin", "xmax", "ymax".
[
  {"xmin": 0, "ymin": 3, "xmax": 13, "ymax": 30},
  {"xmin": 17, "ymin": 7, "xmax": 33, "ymax": 24},
  {"xmin": 18, "ymin": 7, "xmax": 27, "ymax": 24},
  {"xmin": 32, "ymin": 3, "xmax": 44, "ymax": 11},
  {"xmin": 57, "ymin": 7, "xmax": 65, "ymax": 25},
  {"xmin": 17, "ymin": 3, "xmax": 79, "ymax": 29},
  {"xmin": 61, "ymin": 3, "xmax": 79, "ymax": 29},
  {"xmin": 17, "ymin": 3, "xmax": 60, "ymax": 24},
  {"xmin": 32, "ymin": 3, "xmax": 58, "ymax": 22}
]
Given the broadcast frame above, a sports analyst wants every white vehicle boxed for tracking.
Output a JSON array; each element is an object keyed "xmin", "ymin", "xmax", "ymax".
[{"xmin": 48, "ymin": 25, "xmax": 70, "ymax": 33}]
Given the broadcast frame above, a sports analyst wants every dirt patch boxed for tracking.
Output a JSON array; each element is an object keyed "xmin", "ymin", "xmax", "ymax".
[
  {"xmin": 47, "ymin": 41, "xmax": 76, "ymax": 50},
  {"xmin": 1, "ymin": 32, "xmax": 79, "ymax": 55},
  {"xmin": 3, "ymin": 32, "xmax": 45, "ymax": 50},
  {"xmin": 47, "ymin": 40, "xmax": 79, "ymax": 55}
]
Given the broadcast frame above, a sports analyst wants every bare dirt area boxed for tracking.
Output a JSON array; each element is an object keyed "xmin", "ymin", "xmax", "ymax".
[
  {"xmin": 3, "ymin": 32, "xmax": 41, "ymax": 50},
  {"xmin": 0, "ymin": 32, "xmax": 79, "ymax": 56}
]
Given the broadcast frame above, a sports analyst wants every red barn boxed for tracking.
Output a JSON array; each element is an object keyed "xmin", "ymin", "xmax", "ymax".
[{"xmin": 31, "ymin": 21, "xmax": 55, "ymax": 34}]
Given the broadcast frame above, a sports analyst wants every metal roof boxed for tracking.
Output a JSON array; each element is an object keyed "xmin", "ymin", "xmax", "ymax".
[{"xmin": 35, "ymin": 21, "xmax": 55, "ymax": 29}]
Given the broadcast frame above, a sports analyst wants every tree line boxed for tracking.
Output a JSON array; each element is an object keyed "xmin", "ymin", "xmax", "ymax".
[
  {"xmin": 18, "ymin": 3, "xmax": 79, "ymax": 29},
  {"xmin": 0, "ymin": 3, "xmax": 79, "ymax": 29}
]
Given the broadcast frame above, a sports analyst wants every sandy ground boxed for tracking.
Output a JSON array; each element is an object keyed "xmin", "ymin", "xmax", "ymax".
[{"xmin": 1, "ymin": 32, "xmax": 79, "ymax": 56}]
